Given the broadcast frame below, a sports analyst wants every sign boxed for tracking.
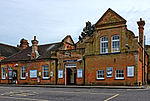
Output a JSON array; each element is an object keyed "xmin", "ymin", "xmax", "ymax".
[
  {"xmin": 50, "ymin": 72, "xmax": 53, "ymax": 77},
  {"xmin": 63, "ymin": 59, "xmax": 77, "ymax": 63},
  {"xmin": 30, "ymin": 70, "xmax": 37, "ymax": 78},
  {"xmin": 58, "ymin": 69, "xmax": 63, "ymax": 78},
  {"xmin": 26, "ymin": 73, "xmax": 28, "ymax": 77},
  {"xmin": 127, "ymin": 66, "xmax": 134, "ymax": 77},
  {"xmin": 39, "ymin": 72, "xmax": 41, "ymax": 76},
  {"xmin": 106, "ymin": 67, "xmax": 113, "ymax": 77},
  {"xmin": 77, "ymin": 69, "xmax": 82, "ymax": 78}
]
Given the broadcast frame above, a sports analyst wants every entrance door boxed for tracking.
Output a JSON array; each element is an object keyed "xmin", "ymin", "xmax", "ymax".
[
  {"xmin": 12, "ymin": 70, "xmax": 17, "ymax": 84},
  {"xmin": 67, "ymin": 68, "xmax": 76, "ymax": 85}
]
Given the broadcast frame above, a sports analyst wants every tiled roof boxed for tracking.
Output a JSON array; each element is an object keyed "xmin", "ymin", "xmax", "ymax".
[
  {"xmin": 1, "ymin": 42, "xmax": 62, "ymax": 62},
  {"xmin": 0, "ymin": 43, "xmax": 20, "ymax": 57}
]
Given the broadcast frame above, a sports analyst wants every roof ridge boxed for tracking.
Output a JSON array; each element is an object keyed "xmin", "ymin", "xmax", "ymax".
[
  {"xmin": 37, "ymin": 42, "xmax": 62, "ymax": 46},
  {"xmin": 0, "ymin": 43, "xmax": 19, "ymax": 49}
]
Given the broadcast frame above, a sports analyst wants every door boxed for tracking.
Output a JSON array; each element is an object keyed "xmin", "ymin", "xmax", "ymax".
[
  {"xmin": 12, "ymin": 70, "xmax": 17, "ymax": 84},
  {"xmin": 67, "ymin": 68, "xmax": 76, "ymax": 85}
]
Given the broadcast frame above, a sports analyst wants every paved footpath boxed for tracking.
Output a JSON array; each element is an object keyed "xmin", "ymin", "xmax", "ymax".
[
  {"xmin": 0, "ymin": 85, "xmax": 149, "ymax": 101},
  {"xmin": 0, "ymin": 84, "xmax": 148, "ymax": 89}
]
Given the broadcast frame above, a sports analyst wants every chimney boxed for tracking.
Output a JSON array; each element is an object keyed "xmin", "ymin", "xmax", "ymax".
[
  {"xmin": 31, "ymin": 36, "xmax": 39, "ymax": 59},
  {"xmin": 137, "ymin": 18, "xmax": 145, "ymax": 47},
  {"xmin": 20, "ymin": 38, "xmax": 29, "ymax": 49}
]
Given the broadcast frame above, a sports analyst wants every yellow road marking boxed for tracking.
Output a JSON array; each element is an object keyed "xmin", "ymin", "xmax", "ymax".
[
  {"xmin": 0, "ymin": 95, "xmax": 49, "ymax": 101},
  {"xmin": 104, "ymin": 94, "xmax": 119, "ymax": 101}
]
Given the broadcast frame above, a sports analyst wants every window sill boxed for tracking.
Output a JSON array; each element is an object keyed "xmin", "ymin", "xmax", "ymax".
[
  {"xmin": 97, "ymin": 78, "xmax": 105, "ymax": 80},
  {"xmin": 1, "ymin": 78, "xmax": 6, "ymax": 80},
  {"xmin": 107, "ymin": 76, "xmax": 113, "ymax": 78},
  {"xmin": 20, "ymin": 78, "xmax": 26, "ymax": 80},
  {"xmin": 58, "ymin": 78, "xmax": 63, "ymax": 79},
  {"xmin": 115, "ymin": 78, "xmax": 125, "ymax": 80},
  {"xmin": 100, "ymin": 53, "xmax": 108, "ymax": 55},
  {"xmin": 111, "ymin": 51, "xmax": 120, "ymax": 54},
  {"xmin": 42, "ymin": 77, "xmax": 49, "ymax": 80},
  {"xmin": 127, "ymin": 76, "xmax": 134, "ymax": 78}
]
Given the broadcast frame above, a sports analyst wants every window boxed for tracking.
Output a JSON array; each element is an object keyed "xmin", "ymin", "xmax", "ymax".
[
  {"xmin": 100, "ymin": 36, "xmax": 108, "ymax": 54},
  {"xmin": 77, "ymin": 69, "xmax": 82, "ymax": 78},
  {"xmin": 42, "ymin": 65, "xmax": 49, "ymax": 79},
  {"xmin": 97, "ymin": 70, "xmax": 104, "ymax": 79},
  {"xmin": 2, "ymin": 68, "xmax": 6, "ymax": 79},
  {"xmin": 111, "ymin": 35, "xmax": 120, "ymax": 53},
  {"xmin": 58, "ymin": 69, "xmax": 63, "ymax": 78},
  {"xmin": 115, "ymin": 70, "xmax": 124, "ymax": 79},
  {"xmin": 106, "ymin": 67, "xmax": 113, "ymax": 77},
  {"xmin": 21, "ymin": 67, "xmax": 26, "ymax": 79},
  {"xmin": 127, "ymin": 66, "xmax": 134, "ymax": 77}
]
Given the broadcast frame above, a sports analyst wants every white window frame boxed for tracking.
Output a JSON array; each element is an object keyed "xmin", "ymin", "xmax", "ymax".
[
  {"xmin": 20, "ymin": 67, "xmax": 26, "ymax": 79},
  {"xmin": 97, "ymin": 70, "xmax": 104, "ymax": 80},
  {"xmin": 100, "ymin": 36, "xmax": 108, "ymax": 54},
  {"xmin": 77, "ymin": 69, "xmax": 82, "ymax": 78},
  {"xmin": 2, "ymin": 68, "xmax": 6, "ymax": 79},
  {"xmin": 127, "ymin": 66, "xmax": 134, "ymax": 77},
  {"xmin": 111, "ymin": 35, "xmax": 120, "ymax": 53},
  {"xmin": 115, "ymin": 69, "xmax": 124, "ymax": 79},
  {"xmin": 58, "ymin": 69, "xmax": 63, "ymax": 78},
  {"xmin": 106, "ymin": 67, "xmax": 113, "ymax": 77},
  {"xmin": 42, "ymin": 65, "xmax": 49, "ymax": 79}
]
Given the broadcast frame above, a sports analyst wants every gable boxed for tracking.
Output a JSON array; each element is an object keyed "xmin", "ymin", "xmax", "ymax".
[
  {"xmin": 62, "ymin": 35, "xmax": 74, "ymax": 45},
  {"xmin": 96, "ymin": 8, "xmax": 126, "ymax": 26},
  {"xmin": 61, "ymin": 35, "xmax": 75, "ymax": 50}
]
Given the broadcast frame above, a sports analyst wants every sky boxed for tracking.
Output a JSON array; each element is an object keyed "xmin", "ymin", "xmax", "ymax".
[{"xmin": 0, "ymin": 0, "xmax": 150, "ymax": 46}]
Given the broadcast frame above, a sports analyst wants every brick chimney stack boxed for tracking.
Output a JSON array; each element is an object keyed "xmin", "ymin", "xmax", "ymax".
[
  {"xmin": 137, "ymin": 18, "xmax": 145, "ymax": 47},
  {"xmin": 20, "ymin": 38, "xmax": 29, "ymax": 49},
  {"xmin": 31, "ymin": 36, "xmax": 39, "ymax": 59}
]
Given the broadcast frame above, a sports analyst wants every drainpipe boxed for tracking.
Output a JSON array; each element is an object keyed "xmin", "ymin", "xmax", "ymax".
[
  {"xmin": 144, "ymin": 51, "xmax": 145, "ymax": 84},
  {"xmin": 83, "ymin": 56, "xmax": 85, "ymax": 85},
  {"xmin": 55, "ymin": 59, "xmax": 58, "ymax": 85}
]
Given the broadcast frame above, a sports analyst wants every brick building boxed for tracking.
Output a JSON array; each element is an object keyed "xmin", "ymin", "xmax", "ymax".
[
  {"xmin": 0, "ymin": 36, "xmax": 74, "ymax": 84},
  {"xmin": 55, "ymin": 8, "xmax": 148, "ymax": 86},
  {"xmin": 0, "ymin": 8, "xmax": 149, "ymax": 85},
  {"xmin": 75, "ymin": 8, "xmax": 148, "ymax": 86}
]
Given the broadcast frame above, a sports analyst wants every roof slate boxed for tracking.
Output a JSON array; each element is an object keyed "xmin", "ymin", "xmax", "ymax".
[
  {"xmin": 1, "ymin": 42, "xmax": 62, "ymax": 62},
  {"xmin": 0, "ymin": 43, "xmax": 20, "ymax": 57}
]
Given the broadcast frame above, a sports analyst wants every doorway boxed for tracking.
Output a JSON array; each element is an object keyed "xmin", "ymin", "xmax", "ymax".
[
  {"xmin": 66, "ymin": 68, "xmax": 76, "ymax": 85},
  {"xmin": 12, "ymin": 70, "xmax": 17, "ymax": 84}
]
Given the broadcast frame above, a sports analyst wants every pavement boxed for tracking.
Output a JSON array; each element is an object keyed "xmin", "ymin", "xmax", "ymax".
[
  {"xmin": 0, "ymin": 86, "xmax": 150, "ymax": 101},
  {"xmin": 0, "ymin": 84, "xmax": 149, "ymax": 89}
]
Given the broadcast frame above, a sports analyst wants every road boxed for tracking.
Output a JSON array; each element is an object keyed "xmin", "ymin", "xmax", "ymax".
[{"xmin": 0, "ymin": 86, "xmax": 149, "ymax": 101}]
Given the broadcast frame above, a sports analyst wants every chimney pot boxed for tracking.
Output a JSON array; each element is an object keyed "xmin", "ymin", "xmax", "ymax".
[
  {"xmin": 34, "ymin": 36, "xmax": 36, "ymax": 40},
  {"xmin": 137, "ymin": 18, "xmax": 145, "ymax": 46}
]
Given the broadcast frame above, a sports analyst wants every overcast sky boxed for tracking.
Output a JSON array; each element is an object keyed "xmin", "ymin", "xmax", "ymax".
[{"xmin": 0, "ymin": 0, "xmax": 150, "ymax": 46}]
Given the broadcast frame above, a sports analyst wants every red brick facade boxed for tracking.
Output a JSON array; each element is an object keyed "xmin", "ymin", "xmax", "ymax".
[{"xmin": 0, "ymin": 8, "xmax": 149, "ymax": 86}]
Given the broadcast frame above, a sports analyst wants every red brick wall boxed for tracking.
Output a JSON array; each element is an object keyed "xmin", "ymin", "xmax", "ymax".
[
  {"xmin": 1, "ymin": 60, "xmax": 56, "ymax": 84},
  {"xmin": 85, "ymin": 53, "xmax": 138, "ymax": 86}
]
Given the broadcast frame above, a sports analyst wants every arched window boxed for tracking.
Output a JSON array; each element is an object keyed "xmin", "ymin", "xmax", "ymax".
[
  {"xmin": 100, "ymin": 36, "xmax": 108, "ymax": 54},
  {"xmin": 111, "ymin": 35, "xmax": 120, "ymax": 53}
]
